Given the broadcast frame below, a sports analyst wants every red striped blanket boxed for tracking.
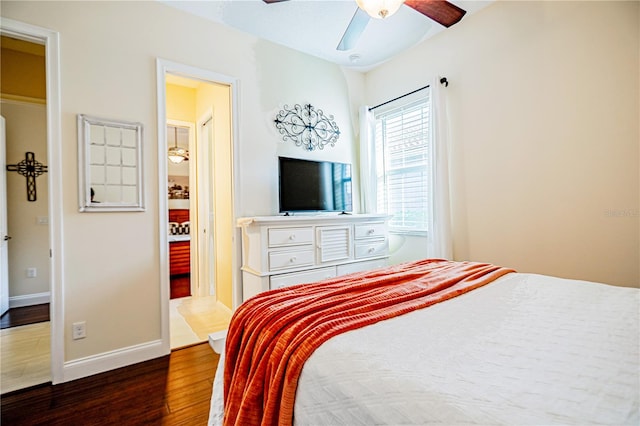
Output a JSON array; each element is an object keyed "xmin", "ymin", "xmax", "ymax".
[{"xmin": 223, "ymin": 259, "xmax": 515, "ymax": 426}]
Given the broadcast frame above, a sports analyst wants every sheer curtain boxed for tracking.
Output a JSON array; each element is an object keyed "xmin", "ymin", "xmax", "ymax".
[
  {"xmin": 358, "ymin": 106, "xmax": 376, "ymax": 214},
  {"xmin": 429, "ymin": 78, "xmax": 453, "ymax": 260},
  {"xmin": 359, "ymin": 78, "xmax": 453, "ymax": 260}
]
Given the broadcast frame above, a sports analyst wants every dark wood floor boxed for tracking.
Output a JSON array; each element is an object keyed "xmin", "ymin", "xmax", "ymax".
[
  {"xmin": 171, "ymin": 274, "xmax": 192, "ymax": 299},
  {"xmin": 1, "ymin": 342, "xmax": 220, "ymax": 425},
  {"xmin": 0, "ymin": 303, "xmax": 50, "ymax": 329}
]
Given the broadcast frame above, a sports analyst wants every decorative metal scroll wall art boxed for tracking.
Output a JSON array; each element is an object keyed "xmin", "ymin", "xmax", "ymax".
[
  {"xmin": 6, "ymin": 152, "xmax": 48, "ymax": 201},
  {"xmin": 274, "ymin": 104, "xmax": 340, "ymax": 151}
]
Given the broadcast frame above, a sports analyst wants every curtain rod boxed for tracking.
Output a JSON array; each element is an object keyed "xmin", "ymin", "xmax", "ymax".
[{"xmin": 368, "ymin": 77, "xmax": 449, "ymax": 111}]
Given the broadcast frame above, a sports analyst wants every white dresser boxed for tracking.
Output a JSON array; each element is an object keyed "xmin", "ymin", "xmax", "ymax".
[{"xmin": 238, "ymin": 214, "xmax": 390, "ymax": 302}]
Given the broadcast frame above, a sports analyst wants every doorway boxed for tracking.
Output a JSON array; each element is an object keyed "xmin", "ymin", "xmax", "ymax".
[
  {"xmin": 0, "ymin": 34, "xmax": 51, "ymax": 395},
  {"xmin": 157, "ymin": 61, "xmax": 239, "ymax": 350},
  {"xmin": 0, "ymin": 19, "xmax": 63, "ymax": 392}
]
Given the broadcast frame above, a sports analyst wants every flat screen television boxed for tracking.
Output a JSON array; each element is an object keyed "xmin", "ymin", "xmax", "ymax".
[{"xmin": 278, "ymin": 157, "xmax": 353, "ymax": 214}]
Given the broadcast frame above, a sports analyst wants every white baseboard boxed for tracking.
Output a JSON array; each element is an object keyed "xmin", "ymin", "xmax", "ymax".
[
  {"xmin": 9, "ymin": 292, "xmax": 50, "ymax": 308},
  {"xmin": 62, "ymin": 339, "xmax": 169, "ymax": 383}
]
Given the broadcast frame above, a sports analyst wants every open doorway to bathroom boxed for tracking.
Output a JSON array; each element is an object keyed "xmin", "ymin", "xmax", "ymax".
[{"xmin": 163, "ymin": 72, "xmax": 234, "ymax": 350}]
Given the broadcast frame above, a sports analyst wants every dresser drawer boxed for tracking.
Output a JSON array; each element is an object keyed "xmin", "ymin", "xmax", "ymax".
[
  {"xmin": 269, "ymin": 249, "xmax": 314, "ymax": 271},
  {"xmin": 355, "ymin": 240, "xmax": 388, "ymax": 259},
  {"xmin": 268, "ymin": 227, "xmax": 313, "ymax": 247},
  {"xmin": 354, "ymin": 222, "xmax": 387, "ymax": 240},
  {"xmin": 337, "ymin": 258, "xmax": 388, "ymax": 276},
  {"xmin": 270, "ymin": 267, "xmax": 336, "ymax": 290}
]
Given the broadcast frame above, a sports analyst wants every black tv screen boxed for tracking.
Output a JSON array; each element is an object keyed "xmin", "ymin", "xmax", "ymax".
[{"xmin": 279, "ymin": 157, "xmax": 353, "ymax": 213}]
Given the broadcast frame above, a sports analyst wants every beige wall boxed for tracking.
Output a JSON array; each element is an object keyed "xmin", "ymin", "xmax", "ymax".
[
  {"xmin": 2, "ymin": 100, "xmax": 50, "ymax": 298},
  {"xmin": 166, "ymin": 84, "xmax": 196, "ymax": 124},
  {"xmin": 0, "ymin": 0, "xmax": 364, "ymax": 365},
  {"xmin": 166, "ymin": 83, "xmax": 195, "ymax": 179},
  {"xmin": 367, "ymin": 1, "xmax": 639, "ymax": 287},
  {"xmin": 1, "ymin": 36, "xmax": 49, "ymax": 303},
  {"xmin": 0, "ymin": 37, "xmax": 46, "ymax": 102}
]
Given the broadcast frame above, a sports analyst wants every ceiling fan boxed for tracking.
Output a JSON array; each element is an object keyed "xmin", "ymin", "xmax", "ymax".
[{"xmin": 263, "ymin": 0, "xmax": 466, "ymax": 51}]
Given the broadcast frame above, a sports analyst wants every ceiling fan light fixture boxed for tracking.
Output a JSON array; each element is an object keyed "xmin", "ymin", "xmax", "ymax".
[
  {"xmin": 356, "ymin": 0, "xmax": 404, "ymax": 19},
  {"xmin": 168, "ymin": 146, "xmax": 188, "ymax": 164},
  {"xmin": 168, "ymin": 126, "xmax": 189, "ymax": 164}
]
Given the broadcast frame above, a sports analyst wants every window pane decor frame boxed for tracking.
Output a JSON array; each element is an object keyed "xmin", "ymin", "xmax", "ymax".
[
  {"xmin": 374, "ymin": 94, "xmax": 431, "ymax": 235},
  {"xmin": 77, "ymin": 114, "xmax": 144, "ymax": 212}
]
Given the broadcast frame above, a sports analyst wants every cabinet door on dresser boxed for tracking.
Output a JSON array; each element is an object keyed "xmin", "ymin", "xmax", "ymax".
[{"xmin": 316, "ymin": 225, "xmax": 352, "ymax": 264}]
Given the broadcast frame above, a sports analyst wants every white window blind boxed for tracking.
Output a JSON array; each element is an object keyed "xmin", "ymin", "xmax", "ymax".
[{"xmin": 374, "ymin": 95, "xmax": 431, "ymax": 234}]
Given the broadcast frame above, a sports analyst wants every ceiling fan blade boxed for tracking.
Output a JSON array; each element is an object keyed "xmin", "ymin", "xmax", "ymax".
[
  {"xmin": 404, "ymin": 0, "xmax": 466, "ymax": 27},
  {"xmin": 337, "ymin": 8, "xmax": 370, "ymax": 51},
  {"xmin": 263, "ymin": 0, "xmax": 289, "ymax": 3}
]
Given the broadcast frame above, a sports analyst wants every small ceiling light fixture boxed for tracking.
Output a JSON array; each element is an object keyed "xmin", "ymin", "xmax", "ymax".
[
  {"xmin": 168, "ymin": 126, "xmax": 188, "ymax": 164},
  {"xmin": 356, "ymin": 0, "xmax": 405, "ymax": 19}
]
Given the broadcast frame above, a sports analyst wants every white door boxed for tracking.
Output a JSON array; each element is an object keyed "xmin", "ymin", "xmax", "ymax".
[
  {"xmin": 197, "ymin": 116, "xmax": 216, "ymax": 297},
  {"xmin": 1, "ymin": 116, "xmax": 9, "ymax": 316}
]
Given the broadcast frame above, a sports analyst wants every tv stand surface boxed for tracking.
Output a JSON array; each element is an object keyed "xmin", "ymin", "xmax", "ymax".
[{"xmin": 237, "ymin": 214, "xmax": 390, "ymax": 302}]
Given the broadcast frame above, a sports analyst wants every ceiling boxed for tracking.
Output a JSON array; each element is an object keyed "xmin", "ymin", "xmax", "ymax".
[{"xmin": 160, "ymin": 0, "xmax": 493, "ymax": 71}]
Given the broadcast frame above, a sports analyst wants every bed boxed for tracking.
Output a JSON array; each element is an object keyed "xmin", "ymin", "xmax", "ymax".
[{"xmin": 209, "ymin": 259, "xmax": 639, "ymax": 425}]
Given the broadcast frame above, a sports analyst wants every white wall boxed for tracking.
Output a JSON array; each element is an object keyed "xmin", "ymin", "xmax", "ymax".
[
  {"xmin": 0, "ymin": 0, "xmax": 365, "ymax": 370},
  {"xmin": 366, "ymin": 1, "xmax": 639, "ymax": 287}
]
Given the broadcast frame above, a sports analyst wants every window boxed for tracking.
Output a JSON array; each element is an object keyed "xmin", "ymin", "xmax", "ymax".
[{"xmin": 374, "ymin": 94, "xmax": 431, "ymax": 234}]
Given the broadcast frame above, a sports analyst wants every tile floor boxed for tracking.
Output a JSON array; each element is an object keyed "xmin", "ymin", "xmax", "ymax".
[
  {"xmin": 1, "ymin": 321, "xmax": 51, "ymax": 394},
  {"xmin": 1, "ymin": 296, "xmax": 231, "ymax": 394},
  {"xmin": 170, "ymin": 296, "xmax": 232, "ymax": 349}
]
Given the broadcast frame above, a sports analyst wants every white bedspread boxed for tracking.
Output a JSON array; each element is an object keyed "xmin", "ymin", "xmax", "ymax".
[{"xmin": 209, "ymin": 273, "xmax": 639, "ymax": 425}]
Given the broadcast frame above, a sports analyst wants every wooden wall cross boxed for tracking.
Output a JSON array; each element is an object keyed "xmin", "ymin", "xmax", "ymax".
[{"xmin": 6, "ymin": 152, "xmax": 48, "ymax": 202}]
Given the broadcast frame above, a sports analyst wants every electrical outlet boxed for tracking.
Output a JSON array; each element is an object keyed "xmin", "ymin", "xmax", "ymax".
[
  {"xmin": 72, "ymin": 321, "xmax": 86, "ymax": 340},
  {"xmin": 26, "ymin": 267, "xmax": 37, "ymax": 278}
]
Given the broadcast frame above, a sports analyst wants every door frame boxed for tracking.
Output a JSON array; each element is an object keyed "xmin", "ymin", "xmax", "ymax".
[
  {"xmin": 0, "ymin": 17, "xmax": 64, "ymax": 384},
  {"xmin": 1, "ymin": 116, "xmax": 8, "ymax": 317},
  {"xmin": 156, "ymin": 58, "xmax": 241, "ymax": 352}
]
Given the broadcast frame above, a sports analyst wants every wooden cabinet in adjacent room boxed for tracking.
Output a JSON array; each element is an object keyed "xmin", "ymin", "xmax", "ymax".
[{"xmin": 169, "ymin": 241, "xmax": 190, "ymax": 276}]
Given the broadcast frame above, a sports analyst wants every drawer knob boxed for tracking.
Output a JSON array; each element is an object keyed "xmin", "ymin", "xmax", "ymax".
[
  {"xmin": 367, "ymin": 229, "xmax": 375, "ymax": 235},
  {"xmin": 289, "ymin": 234, "xmax": 296, "ymax": 240},
  {"xmin": 368, "ymin": 247, "xmax": 375, "ymax": 253},
  {"xmin": 289, "ymin": 256, "xmax": 297, "ymax": 263}
]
